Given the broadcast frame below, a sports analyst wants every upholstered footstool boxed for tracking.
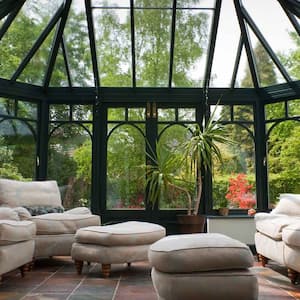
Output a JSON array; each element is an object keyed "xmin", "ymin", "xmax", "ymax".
[
  {"xmin": 149, "ymin": 233, "xmax": 258, "ymax": 300},
  {"xmin": 71, "ymin": 221, "xmax": 166, "ymax": 277}
]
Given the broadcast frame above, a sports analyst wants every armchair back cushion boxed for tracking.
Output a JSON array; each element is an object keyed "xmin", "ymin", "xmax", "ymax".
[
  {"xmin": 271, "ymin": 193, "xmax": 300, "ymax": 216},
  {"xmin": 0, "ymin": 179, "xmax": 62, "ymax": 208}
]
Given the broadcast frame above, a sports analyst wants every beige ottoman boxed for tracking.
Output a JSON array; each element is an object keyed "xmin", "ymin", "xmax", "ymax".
[
  {"xmin": 149, "ymin": 233, "xmax": 258, "ymax": 300},
  {"xmin": 71, "ymin": 221, "xmax": 166, "ymax": 277}
]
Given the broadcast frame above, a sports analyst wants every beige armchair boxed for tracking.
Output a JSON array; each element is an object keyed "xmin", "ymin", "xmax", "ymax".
[
  {"xmin": 255, "ymin": 193, "xmax": 300, "ymax": 284},
  {"xmin": 0, "ymin": 179, "xmax": 100, "ymax": 259},
  {"xmin": 0, "ymin": 207, "xmax": 36, "ymax": 280}
]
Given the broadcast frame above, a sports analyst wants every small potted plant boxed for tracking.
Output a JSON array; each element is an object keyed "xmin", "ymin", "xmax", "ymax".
[{"xmin": 216, "ymin": 198, "xmax": 229, "ymax": 216}]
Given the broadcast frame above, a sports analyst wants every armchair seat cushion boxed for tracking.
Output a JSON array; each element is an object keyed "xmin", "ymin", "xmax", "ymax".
[
  {"xmin": 31, "ymin": 213, "xmax": 100, "ymax": 235},
  {"xmin": 282, "ymin": 224, "xmax": 300, "ymax": 247},
  {"xmin": 0, "ymin": 220, "xmax": 36, "ymax": 245},
  {"xmin": 255, "ymin": 213, "xmax": 300, "ymax": 240}
]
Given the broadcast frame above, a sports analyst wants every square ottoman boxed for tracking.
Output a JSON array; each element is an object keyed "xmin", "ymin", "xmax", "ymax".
[
  {"xmin": 71, "ymin": 221, "xmax": 166, "ymax": 277},
  {"xmin": 148, "ymin": 233, "xmax": 258, "ymax": 300}
]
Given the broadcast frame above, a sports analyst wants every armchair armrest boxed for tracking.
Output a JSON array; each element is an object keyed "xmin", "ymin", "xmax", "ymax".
[{"xmin": 64, "ymin": 207, "xmax": 92, "ymax": 215}]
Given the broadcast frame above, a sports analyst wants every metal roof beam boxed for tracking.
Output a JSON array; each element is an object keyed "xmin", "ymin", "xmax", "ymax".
[
  {"xmin": 278, "ymin": 0, "xmax": 300, "ymax": 36},
  {"xmin": 61, "ymin": 35, "xmax": 72, "ymax": 87},
  {"xmin": 85, "ymin": 0, "xmax": 100, "ymax": 89},
  {"xmin": 168, "ymin": 0, "xmax": 177, "ymax": 88},
  {"xmin": 10, "ymin": 3, "xmax": 64, "ymax": 82},
  {"xmin": 130, "ymin": 0, "xmax": 136, "ymax": 87},
  {"xmin": 203, "ymin": 0, "xmax": 221, "ymax": 90},
  {"xmin": 234, "ymin": 0, "xmax": 260, "ymax": 89},
  {"xmin": 230, "ymin": 35, "xmax": 243, "ymax": 89},
  {"xmin": 43, "ymin": 0, "xmax": 72, "ymax": 89}
]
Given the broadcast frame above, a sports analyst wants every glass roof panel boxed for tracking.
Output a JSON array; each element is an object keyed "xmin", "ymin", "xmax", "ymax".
[
  {"xmin": 173, "ymin": 8, "xmax": 212, "ymax": 87},
  {"xmin": 235, "ymin": 46, "xmax": 254, "ymax": 88},
  {"xmin": 63, "ymin": 0, "xmax": 93, "ymax": 87},
  {"xmin": 92, "ymin": 0, "xmax": 130, "ymax": 7},
  {"xmin": 18, "ymin": 27, "xmax": 56, "ymax": 85},
  {"xmin": 93, "ymin": 8, "xmax": 132, "ymax": 87},
  {"xmin": 0, "ymin": 0, "xmax": 63, "ymax": 81},
  {"xmin": 135, "ymin": 7, "xmax": 171, "ymax": 87},
  {"xmin": 177, "ymin": 0, "xmax": 216, "ymax": 9},
  {"xmin": 210, "ymin": 0, "xmax": 240, "ymax": 88},
  {"xmin": 134, "ymin": 0, "xmax": 172, "ymax": 9},
  {"xmin": 242, "ymin": 0, "xmax": 300, "ymax": 81}
]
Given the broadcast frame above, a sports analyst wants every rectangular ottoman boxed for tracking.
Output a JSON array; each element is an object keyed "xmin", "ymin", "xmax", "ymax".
[
  {"xmin": 71, "ymin": 221, "xmax": 166, "ymax": 277},
  {"xmin": 148, "ymin": 233, "xmax": 258, "ymax": 300}
]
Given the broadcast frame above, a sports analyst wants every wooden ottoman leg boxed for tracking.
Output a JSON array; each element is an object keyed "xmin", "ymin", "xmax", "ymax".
[
  {"xmin": 102, "ymin": 264, "xmax": 111, "ymax": 278},
  {"xmin": 288, "ymin": 268, "xmax": 299, "ymax": 285},
  {"xmin": 258, "ymin": 254, "xmax": 269, "ymax": 267},
  {"xmin": 75, "ymin": 260, "xmax": 84, "ymax": 275}
]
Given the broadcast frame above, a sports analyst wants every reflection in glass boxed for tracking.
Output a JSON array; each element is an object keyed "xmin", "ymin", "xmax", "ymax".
[
  {"xmin": 107, "ymin": 124, "xmax": 145, "ymax": 209},
  {"xmin": 267, "ymin": 120, "xmax": 300, "ymax": 209},
  {"xmin": 0, "ymin": 119, "xmax": 36, "ymax": 179},
  {"xmin": 48, "ymin": 124, "xmax": 92, "ymax": 208},
  {"xmin": 213, "ymin": 124, "xmax": 256, "ymax": 210}
]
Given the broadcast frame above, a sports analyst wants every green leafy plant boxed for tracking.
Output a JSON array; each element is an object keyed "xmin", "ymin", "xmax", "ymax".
[{"xmin": 146, "ymin": 105, "xmax": 233, "ymax": 215}]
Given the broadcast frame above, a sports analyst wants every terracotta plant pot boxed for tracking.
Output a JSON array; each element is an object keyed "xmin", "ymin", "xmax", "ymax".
[
  {"xmin": 176, "ymin": 214, "xmax": 206, "ymax": 234},
  {"xmin": 218, "ymin": 207, "xmax": 229, "ymax": 216}
]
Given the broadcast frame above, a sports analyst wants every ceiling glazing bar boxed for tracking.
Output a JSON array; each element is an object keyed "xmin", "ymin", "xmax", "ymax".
[
  {"xmin": 43, "ymin": 0, "xmax": 72, "ymax": 89},
  {"xmin": 168, "ymin": 0, "xmax": 177, "ymax": 88},
  {"xmin": 130, "ymin": 0, "xmax": 136, "ymax": 87},
  {"xmin": 85, "ymin": 0, "xmax": 100, "ymax": 89},
  {"xmin": 241, "ymin": 6, "xmax": 292, "ymax": 82},
  {"xmin": 230, "ymin": 35, "xmax": 243, "ymax": 89},
  {"xmin": 10, "ymin": 3, "xmax": 65, "ymax": 82},
  {"xmin": 234, "ymin": 0, "xmax": 259, "ymax": 89},
  {"xmin": 0, "ymin": 0, "xmax": 25, "ymax": 41},
  {"xmin": 61, "ymin": 36, "xmax": 72, "ymax": 87},
  {"xmin": 203, "ymin": 0, "xmax": 221, "ymax": 90},
  {"xmin": 278, "ymin": 0, "xmax": 300, "ymax": 36}
]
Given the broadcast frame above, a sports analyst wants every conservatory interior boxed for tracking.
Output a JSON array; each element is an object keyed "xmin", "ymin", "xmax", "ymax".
[{"xmin": 0, "ymin": 0, "xmax": 300, "ymax": 299}]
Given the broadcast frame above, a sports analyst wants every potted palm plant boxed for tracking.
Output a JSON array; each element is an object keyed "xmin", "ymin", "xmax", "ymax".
[{"xmin": 146, "ymin": 105, "xmax": 232, "ymax": 233}]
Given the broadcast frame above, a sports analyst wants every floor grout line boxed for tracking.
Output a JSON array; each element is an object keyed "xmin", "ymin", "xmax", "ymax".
[
  {"xmin": 20, "ymin": 265, "xmax": 65, "ymax": 299},
  {"xmin": 111, "ymin": 276, "xmax": 121, "ymax": 300}
]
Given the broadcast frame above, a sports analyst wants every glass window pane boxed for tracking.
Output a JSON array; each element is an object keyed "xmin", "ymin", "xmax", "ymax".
[
  {"xmin": 0, "ymin": 98, "xmax": 15, "ymax": 116},
  {"xmin": 0, "ymin": 119, "xmax": 36, "ymax": 179},
  {"xmin": 128, "ymin": 108, "xmax": 145, "ymax": 121},
  {"xmin": 173, "ymin": 9, "xmax": 211, "ymax": 87},
  {"xmin": 158, "ymin": 108, "xmax": 175, "ymax": 122},
  {"xmin": 265, "ymin": 102, "xmax": 285, "ymax": 120},
  {"xmin": 267, "ymin": 120, "xmax": 300, "ymax": 209},
  {"xmin": 108, "ymin": 108, "xmax": 125, "ymax": 121},
  {"xmin": 72, "ymin": 105, "xmax": 93, "ymax": 121},
  {"xmin": 93, "ymin": 8, "xmax": 131, "ymax": 87},
  {"xmin": 48, "ymin": 124, "xmax": 92, "ymax": 209},
  {"xmin": 49, "ymin": 104, "xmax": 70, "ymax": 121},
  {"xmin": 213, "ymin": 124, "xmax": 256, "ymax": 210},
  {"xmin": 107, "ymin": 124, "xmax": 146, "ymax": 209},
  {"xmin": 0, "ymin": 0, "xmax": 63, "ymax": 80},
  {"xmin": 288, "ymin": 99, "xmax": 300, "ymax": 118},
  {"xmin": 17, "ymin": 101, "xmax": 38, "ymax": 120},
  {"xmin": 178, "ymin": 108, "xmax": 196, "ymax": 122},
  {"xmin": 135, "ymin": 8, "xmax": 171, "ymax": 87},
  {"xmin": 158, "ymin": 124, "xmax": 191, "ymax": 210},
  {"xmin": 233, "ymin": 105, "xmax": 254, "ymax": 122}
]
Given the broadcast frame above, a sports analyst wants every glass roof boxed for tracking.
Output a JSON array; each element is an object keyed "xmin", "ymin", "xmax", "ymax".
[{"xmin": 0, "ymin": 0, "xmax": 299, "ymax": 90}]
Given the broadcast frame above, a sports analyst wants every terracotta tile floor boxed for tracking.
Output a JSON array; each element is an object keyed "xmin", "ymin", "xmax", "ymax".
[{"xmin": 0, "ymin": 257, "xmax": 299, "ymax": 300}]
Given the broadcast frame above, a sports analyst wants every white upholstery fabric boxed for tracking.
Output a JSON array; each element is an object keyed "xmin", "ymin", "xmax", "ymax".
[
  {"xmin": 0, "ymin": 207, "xmax": 19, "ymax": 220},
  {"xmin": 31, "ymin": 213, "xmax": 100, "ymax": 235},
  {"xmin": 0, "ymin": 220, "xmax": 36, "ymax": 245},
  {"xmin": 151, "ymin": 268, "xmax": 258, "ymax": 300},
  {"xmin": 271, "ymin": 193, "xmax": 300, "ymax": 216},
  {"xmin": 0, "ymin": 240, "xmax": 35, "ymax": 276},
  {"xmin": 75, "ymin": 221, "xmax": 166, "ymax": 246},
  {"xmin": 282, "ymin": 224, "xmax": 300, "ymax": 247},
  {"xmin": 0, "ymin": 179, "xmax": 61, "ymax": 207},
  {"xmin": 255, "ymin": 213, "xmax": 300, "ymax": 240},
  {"xmin": 149, "ymin": 233, "xmax": 254, "ymax": 273}
]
